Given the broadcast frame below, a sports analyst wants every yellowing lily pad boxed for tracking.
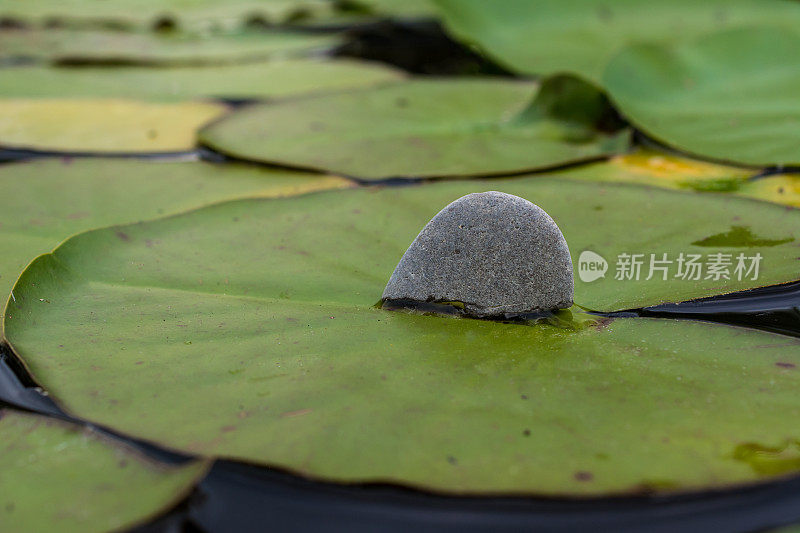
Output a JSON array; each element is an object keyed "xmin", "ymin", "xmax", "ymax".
[
  {"xmin": 433, "ymin": 0, "xmax": 800, "ymax": 81},
  {"xmin": 0, "ymin": 409, "xmax": 207, "ymax": 533},
  {"xmin": 564, "ymin": 150, "xmax": 752, "ymax": 192},
  {"xmin": 536, "ymin": 151, "xmax": 800, "ymax": 208},
  {"xmin": 0, "ymin": 60, "xmax": 404, "ymax": 101},
  {"xmin": 739, "ymin": 175, "xmax": 800, "ymax": 208},
  {"xmin": 7, "ymin": 179, "xmax": 800, "ymax": 495},
  {"xmin": 603, "ymin": 27, "xmax": 800, "ymax": 167},
  {"xmin": 0, "ymin": 99, "xmax": 225, "ymax": 152},
  {"xmin": 0, "ymin": 158, "xmax": 350, "ymax": 338},
  {"xmin": 0, "ymin": 28, "xmax": 341, "ymax": 66},
  {"xmin": 199, "ymin": 78, "xmax": 629, "ymax": 179}
]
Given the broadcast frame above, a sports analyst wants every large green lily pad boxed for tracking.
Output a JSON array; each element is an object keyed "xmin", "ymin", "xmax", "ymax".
[
  {"xmin": 433, "ymin": 0, "xmax": 800, "ymax": 81},
  {"xmin": 7, "ymin": 180, "xmax": 800, "ymax": 495},
  {"xmin": 0, "ymin": 99, "xmax": 226, "ymax": 152},
  {"xmin": 0, "ymin": 409, "xmax": 207, "ymax": 532},
  {"xmin": 0, "ymin": 59, "xmax": 403, "ymax": 101},
  {"xmin": 0, "ymin": 0, "xmax": 335, "ymax": 31},
  {"xmin": 0, "ymin": 158, "xmax": 349, "ymax": 338},
  {"xmin": 603, "ymin": 27, "xmax": 800, "ymax": 167},
  {"xmin": 0, "ymin": 28, "xmax": 341, "ymax": 66},
  {"xmin": 200, "ymin": 78, "xmax": 629, "ymax": 179}
]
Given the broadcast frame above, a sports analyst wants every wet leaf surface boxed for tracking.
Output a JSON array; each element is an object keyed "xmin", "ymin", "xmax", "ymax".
[
  {"xmin": 603, "ymin": 28, "xmax": 800, "ymax": 167},
  {"xmin": 0, "ymin": 60, "xmax": 404, "ymax": 101},
  {"xmin": 7, "ymin": 181, "xmax": 800, "ymax": 495},
  {"xmin": 433, "ymin": 0, "xmax": 800, "ymax": 81},
  {"xmin": 0, "ymin": 99, "xmax": 225, "ymax": 152},
  {"xmin": 0, "ymin": 409, "xmax": 207, "ymax": 533},
  {"xmin": 691, "ymin": 226, "xmax": 793, "ymax": 248},
  {"xmin": 200, "ymin": 78, "xmax": 629, "ymax": 179},
  {"xmin": 0, "ymin": 158, "xmax": 350, "ymax": 337},
  {"xmin": 0, "ymin": 28, "xmax": 341, "ymax": 66}
]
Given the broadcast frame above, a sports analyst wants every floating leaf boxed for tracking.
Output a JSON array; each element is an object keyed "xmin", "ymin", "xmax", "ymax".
[
  {"xmin": 0, "ymin": 409, "xmax": 207, "ymax": 532},
  {"xmin": 603, "ymin": 27, "xmax": 800, "ymax": 167},
  {"xmin": 342, "ymin": 0, "xmax": 438, "ymax": 18},
  {"xmin": 739, "ymin": 175, "xmax": 800, "ymax": 207},
  {"xmin": 0, "ymin": 99, "xmax": 225, "ymax": 152},
  {"xmin": 564, "ymin": 150, "xmax": 752, "ymax": 192},
  {"xmin": 0, "ymin": 60, "xmax": 404, "ymax": 101},
  {"xmin": 553, "ymin": 152, "xmax": 800, "ymax": 207},
  {"xmin": 7, "ymin": 180, "xmax": 800, "ymax": 495},
  {"xmin": 0, "ymin": 158, "xmax": 350, "ymax": 337},
  {"xmin": 0, "ymin": 28, "xmax": 341, "ymax": 66},
  {"xmin": 0, "ymin": 0, "xmax": 336, "ymax": 31},
  {"xmin": 200, "ymin": 78, "xmax": 629, "ymax": 179},
  {"xmin": 433, "ymin": 0, "xmax": 800, "ymax": 81}
]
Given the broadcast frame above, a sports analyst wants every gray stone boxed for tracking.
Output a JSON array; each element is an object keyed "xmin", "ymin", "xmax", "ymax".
[{"xmin": 382, "ymin": 191, "xmax": 573, "ymax": 317}]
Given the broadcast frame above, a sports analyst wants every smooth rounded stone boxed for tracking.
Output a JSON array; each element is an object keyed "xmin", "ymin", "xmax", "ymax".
[{"xmin": 382, "ymin": 191, "xmax": 574, "ymax": 317}]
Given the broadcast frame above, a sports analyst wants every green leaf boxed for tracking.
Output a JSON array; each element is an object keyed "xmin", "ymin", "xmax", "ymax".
[
  {"xmin": 0, "ymin": 99, "xmax": 226, "ymax": 152},
  {"xmin": 340, "ymin": 0, "xmax": 438, "ymax": 18},
  {"xmin": 543, "ymin": 151, "xmax": 800, "ymax": 209},
  {"xmin": 0, "ymin": 409, "xmax": 207, "ymax": 533},
  {"xmin": 0, "ymin": 28, "xmax": 341, "ymax": 66},
  {"xmin": 433, "ymin": 0, "xmax": 800, "ymax": 81},
  {"xmin": 517, "ymin": 75, "xmax": 620, "ymax": 132},
  {"xmin": 7, "ymin": 180, "xmax": 800, "ymax": 495},
  {"xmin": 603, "ymin": 27, "xmax": 800, "ymax": 167},
  {"xmin": 564, "ymin": 150, "xmax": 752, "ymax": 192},
  {"xmin": 0, "ymin": 158, "xmax": 350, "ymax": 337},
  {"xmin": 0, "ymin": 0, "xmax": 337, "ymax": 31},
  {"xmin": 199, "ymin": 78, "xmax": 630, "ymax": 179},
  {"xmin": 0, "ymin": 60, "xmax": 404, "ymax": 101}
]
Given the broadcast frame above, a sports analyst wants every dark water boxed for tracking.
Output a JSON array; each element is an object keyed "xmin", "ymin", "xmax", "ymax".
[
  {"xmin": 3, "ymin": 280, "xmax": 800, "ymax": 532},
  {"xmin": 601, "ymin": 280, "xmax": 800, "ymax": 339},
  {"xmin": 332, "ymin": 19, "xmax": 513, "ymax": 77}
]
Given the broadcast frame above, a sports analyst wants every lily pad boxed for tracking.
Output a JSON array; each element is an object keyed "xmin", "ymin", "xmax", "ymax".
[
  {"xmin": 0, "ymin": 99, "xmax": 225, "ymax": 153},
  {"xmin": 603, "ymin": 27, "xmax": 800, "ymax": 167},
  {"xmin": 199, "ymin": 78, "xmax": 630, "ymax": 179},
  {"xmin": 7, "ymin": 179, "xmax": 800, "ymax": 495},
  {"xmin": 0, "ymin": 59, "xmax": 404, "ymax": 101},
  {"xmin": 542, "ymin": 151, "xmax": 800, "ymax": 207},
  {"xmin": 0, "ymin": 158, "xmax": 350, "ymax": 337},
  {"xmin": 564, "ymin": 150, "xmax": 752, "ymax": 192},
  {"xmin": 342, "ymin": 0, "xmax": 439, "ymax": 18},
  {"xmin": 740, "ymin": 175, "xmax": 800, "ymax": 208},
  {"xmin": 433, "ymin": 0, "xmax": 800, "ymax": 81},
  {"xmin": 0, "ymin": 409, "xmax": 207, "ymax": 532},
  {"xmin": 0, "ymin": 0, "xmax": 336, "ymax": 31},
  {"xmin": 0, "ymin": 28, "xmax": 341, "ymax": 66}
]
